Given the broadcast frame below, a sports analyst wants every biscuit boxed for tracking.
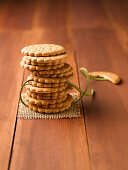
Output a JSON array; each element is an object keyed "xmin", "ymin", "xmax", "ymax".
[
  {"xmin": 29, "ymin": 73, "xmax": 74, "ymax": 83},
  {"xmin": 29, "ymin": 103, "xmax": 72, "ymax": 113},
  {"xmin": 22, "ymin": 56, "xmax": 58, "ymax": 66},
  {"xmin": 26, "ymin": 90, "xmax": 67, "ymax": 100},
  {"xmin": 27, "ymin": 79, "xmax": 66, "ymax": 88},
  {"xmin": 26, "ymin": 85, "xmax": 73, "ymax": 98},
  {"xmin": 21, "ymin": 44, "xmax": 65, "ymax": 56},
  {"xmin": 31, "ymin": 63, "xmax": 72, "ymax": 75},
  {"xmin": 23, "ymin": 92, "xmax": 67, "ymax": 106},
  {"xmin": 26, "ymin": 84, "xmax": 68, "ymax": 93},
  {"xmin": 27, "ymin": 95, "xmax": 73, "ymax": 113},
  {"xmin": 22, "ymin": 53, "xmax": 68, "ymax": 64},
  {"xmin": 31, "ymin": 69, "xmax": 73, "ymax": 78},
  {"xmin": 89, "ymin": 72, "xmax": 120, "ymax": 84},
  {"xmin": 20, "ymin": 61, "xmax": 64, "ymax": 70}
]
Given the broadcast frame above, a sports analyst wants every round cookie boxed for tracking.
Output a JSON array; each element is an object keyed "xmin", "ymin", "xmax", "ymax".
[
  {"xmin": 22, "ymin": 53, "xmax": 68, "ymax": 64},
  {"xmin": 21, "ymin": 44, "xmax": 65, "ymax": 57},
  {"xmin": 29, "ymin": 103, "xmax": 72, "ymax": 113},
  {"xmin": 26, "ymin": 90, "xmax": 68, "ymax": 100},
  {"xmin": 29, "ymin": 73, "xmax": 74, "ymax": 83},
  {"xmin": 26, "ymin": 84, "xmax": 68, "ymax": 93},
  {"xmin": 22, "ymin": 56, "xmax": 60, "ymax": 66},
  {"xmin": 27, "ymin": 94, "xmax": 73, "ymax": 113},
  {"xmin": 28, "ymin": 79, "xmax": 66, "ymax": 88},
  {"xmin": 22, "ymin": 92, "xmax": 67, "ymax": 106},
  {"xmin": 31, "ymin": 69, "xmax": 73, "ymax": 78},
  {"xmin": 20, "ymin": 61, "xmax": 64, "ymax": 71},
  {"xmin": 31, "ymin": 63, "xmax": 72, "ymax": 75},
  {"xmin": 26, "ymin": 85, "xmax": 73, "ymax": 98}
]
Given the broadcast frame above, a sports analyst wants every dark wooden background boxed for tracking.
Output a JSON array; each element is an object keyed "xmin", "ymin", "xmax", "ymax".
[{"xmin": 0, "ymin": 0, "xmax": 128, "ymax": 169}]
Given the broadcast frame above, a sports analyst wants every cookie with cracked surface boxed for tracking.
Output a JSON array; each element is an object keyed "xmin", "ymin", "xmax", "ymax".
[{"xmin": 21, "ymin": 44, "xmax": 65, "ymax": 57}]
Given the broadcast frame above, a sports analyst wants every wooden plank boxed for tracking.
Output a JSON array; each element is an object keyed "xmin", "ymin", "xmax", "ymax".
[
  {"xmin": 32, "ymin": 0, "xmax": 68, "ymax": 29},
  {"xmin": 32, "ymin": 0, "xmax": 110, "ymax": 29},
  {"xmin": 0, "ymin": 30, "xmax": 28, "ymax": 170},
  {"xmin": 73, "ymin": 28, "xmax": 128, "ymax": 170},
  {"xmin": 10, "ymin": 29, "xmax": 91, "ymax": 170},
  {"xmin": 0, "ymin": 0, "xmax": 35, "ymax": 30},
  {"xmin": 101, "ymin": 0, "xmax": 128, "ymax": 52},
  {"xmin": 67, "ymin": 0, "xmax": 110, "ymax": 28}
]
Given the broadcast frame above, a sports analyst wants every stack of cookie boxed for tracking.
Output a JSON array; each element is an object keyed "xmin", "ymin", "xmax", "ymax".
[{"xmin": 20, "ymin": 44, "xmax": 74, "ymax": 113}]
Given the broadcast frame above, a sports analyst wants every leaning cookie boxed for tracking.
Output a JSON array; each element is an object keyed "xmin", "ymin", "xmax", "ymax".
[
  {"xmin": 29, "ymin": 73, "xmax": 74, "ymax": 83},
  {"xmin": 22, "ymin": 92, "xmax": 67, "ymax": 106},
  {"xmin": 20, "ymin": 61, "xmax": 64, "ymax": 71},
  {"xmin": 28, "ymin": 95, "xmax": 73, "ymax": 113},
  {"xmin": 21, "ymin": 44, "xmax": 66, "ymax": 57}
]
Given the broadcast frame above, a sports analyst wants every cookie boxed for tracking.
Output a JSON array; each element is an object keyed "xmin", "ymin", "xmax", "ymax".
[
  {"xmin": 31, "ymin": 69, "xmax": 73, "ymax": 78},
  {"xmin": 26, "ymin": 85, "xmax": 73, "ymax": 98},
  {"xmin": 26, "ymin": 90, "xmax": 67, "ymax": 100},
  {"xmin": 22, "ymin": 56, "xmax": 57, "ymax": 66},
  {"xmin": 89, "ymin": 72, "xmax": 120, "ymax": 84},
  {"xmin": 20, "ymin": 61, "xmax": 64, "ymax": 71},
  {"xmin": 26, "ymin": 84, "xmax": 68, "ymax": 93},
  {"xmin": 21, "ymin": 44, "xmax": 65, "ymax": 57},
  {"xmin": 22, "ymin": 53, "xmax": 68, "ymax": 64},
  {"xmin": 29, "ymin": 103, "xmax": 72, "ymax": 113},
  {"xmin": 22, "ymin": 92, "xmax": 67, "ymax": 106},
  {"xmin": 29, "ymin": 73, "xmax": 74, "ymax": 83},
  {"xmin": 27, "ymin": 95, "xmax": 73, "ymax": 113},
  {"xmin": 27, "ymin": 79, "xmax": 66, "ymax": 88},
  {"xmin": 31, "ymin": 63, "xmax": 72, "ymax": 75}
]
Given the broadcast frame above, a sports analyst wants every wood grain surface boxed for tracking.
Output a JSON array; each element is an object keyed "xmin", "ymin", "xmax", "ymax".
[{"xmin": 0, "ymin": 0, "xmax": 127, "ymax": 170}]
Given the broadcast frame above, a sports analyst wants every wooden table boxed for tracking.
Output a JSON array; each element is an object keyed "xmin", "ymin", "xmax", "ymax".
[{"xmin": 0, "ymin": 0, "xmax": 128, "ymax": 169}]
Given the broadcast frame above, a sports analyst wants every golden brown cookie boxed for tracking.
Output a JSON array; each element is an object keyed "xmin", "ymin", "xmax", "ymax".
[
  {"xmin": 22, "ymin": 92, "xmax": 67, "ymax": 106},
  {"xmin": 89, "ymin": 72, "xmax": 120, "ymax": 84},
  {"xmin": 26, "ymin": 90, "xmax": 68, "ymax": 100},
  {"xmin": 27, "ymin": 79, "xmax": 66, "ymax": 88},
  {"xmin": 27, "ymin": 94, "xmax": 73, "ymax": 113},
  {"xmin": 26, "ymin": 84, "xmax": 68, "ymax": 93},
  {"xmin": 22, "ymin": 56, "xmax": 58, "ymax": 66},
  {"xmin": 29, "ymin": 73, "xmax": 74, "ymax": 83},
  {"xmin": 20, "ymin": 61, "xmax": 64, "ymax": 71},
  {"xmin": 22, "ymin": 53, "xmax": 68, "ymax": 64},
  {"xmin": 26, "ymin": 85, "xmax": 72, "ymax": 98},
  {"xmin": 21, "ymin": 44, "xmax": 65, "ymax": 56},
  {"xmin": 31, "ymin": 63, "xmax": 72, "ymax": 75},
  {"xmin": 31, "ymin": 69, "xmax": 73, "ymax": 78},
  {"xmin": 29, "ymin": 103, "xmax": 72, "ymax": 113}
]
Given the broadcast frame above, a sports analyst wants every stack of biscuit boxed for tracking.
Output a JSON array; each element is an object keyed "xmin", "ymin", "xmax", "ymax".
[{"xmin": 20, "ymin": 44, "xmax": 74, "ymax": 113}]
